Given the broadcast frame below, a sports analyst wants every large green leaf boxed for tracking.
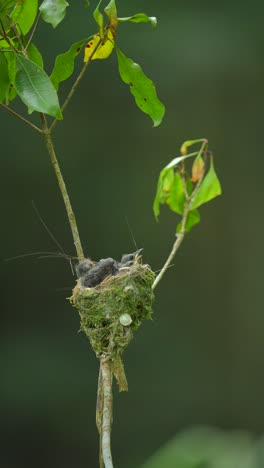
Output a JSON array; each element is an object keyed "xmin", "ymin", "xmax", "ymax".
[
  {"xmin": 39, "ymin": 0, "xmax": 69, "ymax": 28},
  {"xmin": 14, "ymin": 55, "xmax": 62, "ymax": 119},
  {"xmin": 189, "ymin": 158, "xmax": 222, "ymax": 210},
  {"xmin": 27, "ymin": 43, "xmax": 44, "ymax": 68},
  {"xmin": 50, "ymin": 39, "xmax": 87, "ymax": 90},
  {"xmin": 117, "ymin": 13, "xmax": 157, "ymax": 28},
  {"xmin": 10, "ymin": 0, "xmax": 38, "ymax": 35},
  {"xmin": 0, "ymin": 53, "xmax": 10, "ymax": 102},
  {"xmin": 116, "ymin": 47, "xmax": 165, "ymax": 127}
]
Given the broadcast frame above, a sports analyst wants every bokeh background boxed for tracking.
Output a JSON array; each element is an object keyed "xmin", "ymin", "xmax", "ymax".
[{"xmin": 1, "ymin": 0, "xmax": 264, "ymax": 467}]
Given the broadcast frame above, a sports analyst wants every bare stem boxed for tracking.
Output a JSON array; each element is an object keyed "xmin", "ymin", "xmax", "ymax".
[
  {"xmin": 25, "ymin": 12, "xmax": 40, "ymax": 51},
  {"xmin": 0, "ymin": 103, "xmax": 42, "ymax": 133},
  {"xmin": 100, "ymin": 356, "xmax": 114, "ymax": 468},
  {"xmin": 96, "ymin": 364, "xmax": 104, "ymax": 468},
  {"xmin": 49, "ymin": 38, "xmax": 103, "ymax": 132},
  {"xmin": 152, "ymin": 206, "xmax": 189, "ymax": 290},
  {"xmin": 40, "ymin": 114, "xmax": 85, "ymax": 259}
]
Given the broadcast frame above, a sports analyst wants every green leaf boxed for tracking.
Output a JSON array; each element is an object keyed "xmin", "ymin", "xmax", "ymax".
[
  {"xmin": 4, "ymin": 51, "xmax": 16, "ymax": 101},
  {"xmin": 10, "ymin": 0, "xmax": 38, "ymax": 34},
  {"xmin": 0, "ymin": 53, "xmax": 10, "ymax": 102},
  {"xmin": 189, "ymin": 157, "xmax": 222, "ymax": 210},
  {"xmin": 117, "ymin": 13, "xmax": 157, "ymax": 28},
  {"xmin": 27, "ymin": 43, "xmax": 44, "ymax": 68},
  {"xmin": 167, "ymin": 173, "xmax": 185, "ymax": 215},
  {"xmin": 14, "ymin": 55, "xmax": 62, "ymax": 119},
  {"xmin": 153, "ymin": 168, "xmax": 174, "ymax": 219},
  {"xmin": 39, "ymin": 0, "xmax": 69, "ymax": 28},
  {"xmin": 50, "ymin": 39, "xmax": 87, "ymax": 90},
  {"xmin": 116, "ymin": 47, "xmax": 165, "ymax": 127},
  {"xmin": 176, "ymin": 209, "xmax": 200, "ymax": 233},
  {"xmin": 0, "ymin": 0, "xmax": 17, "ymax": 15},
  {"xmin": 153, "ymin": 154, "xmax": 195, "ymax": 220},
  {"xmin": 93, "ymin": 0, "xmax": 104, "ymax": 37}
]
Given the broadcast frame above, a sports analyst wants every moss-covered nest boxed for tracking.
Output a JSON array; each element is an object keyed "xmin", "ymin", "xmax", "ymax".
[{"xmin": 70, "ymin": 262, "xmax": 155, "ymax": 359}]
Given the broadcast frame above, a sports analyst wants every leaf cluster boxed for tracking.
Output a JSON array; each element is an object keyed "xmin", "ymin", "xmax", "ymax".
[
  {"xmin": 153, "ymin": 139, "xmax": 222, "ymax": 233},
  {"xmin": 0, "ymin": 0, "xmax": 165, "ymax": 126}
]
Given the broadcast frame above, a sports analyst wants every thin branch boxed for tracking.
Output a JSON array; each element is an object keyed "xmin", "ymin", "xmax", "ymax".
[
  {"xmin": 25, "ymin": 12, "xmax": 41, "ymax": 51},
  {"xmin": 100, "ymin": 356, "xmax": 114, "ymax": 468},
  {"xmin": 0, "ymin": 103, "xmax": 42, "ymax": 133},
  {"xmin": 96, "ymin": 364, "xmax": 104, "ymax": 468},
  {"xmin": 40, "ymin": 114, "xmax": 85, "ymax": 259},
  {"xmin": 49, "ymin": 37, "xmax": 103, "ymax": 132},
  {"xmin": 152, "ymin": 205, "xmax": 189, "ymax": 290}
]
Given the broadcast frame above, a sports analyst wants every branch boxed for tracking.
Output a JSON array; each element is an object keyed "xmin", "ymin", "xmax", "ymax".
[
  {"xmin": 152, "ymin": 205, "xmax": 189, "ymax": 290},
  {"xmin": 96, "ymin": 364, "xmax": 104, "ymax": 468},
  {"xmin": 49, "ymin": 38, "xmax": 103, "ymax": 132},
  {"xmin": 100, "ymin": 356, "xmax": 114, "ymax": 468},
  {"xmin": 40, "ymin": 114, "xmax": 85, "ymax": 259},
  {"xmin": 0, "ymin": 103, "xmax": 42, "ymax": 134}
]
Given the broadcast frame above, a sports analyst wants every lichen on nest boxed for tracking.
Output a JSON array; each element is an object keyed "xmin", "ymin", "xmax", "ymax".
[{"xmin": 70, "ymin": 262, "xmax": 155, "ymax": 359}]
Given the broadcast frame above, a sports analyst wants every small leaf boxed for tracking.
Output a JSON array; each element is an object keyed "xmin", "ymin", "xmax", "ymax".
[
  {"xmin": 0, "ymin": 53, "xmax": 10, "ymax": 102},
  {"xmin": 11, "ymin": 0, "xmax": 38, "ymax": 35},
  {"xmin": 51, "ymin": 39, "xmax": 87, "ymax": 90},
  {"xmin": 167, "ymin": 173, "xmax": 185, "ymax": 215},
  {"xmin": 190, "ymin": 157, "xmax": 222, "ymax": 210},
  {"xmin": 116, "ymin": 47, "xmax": 165, "ymax": 127},
  {"xmin": 104, "ymin": 0, "xmax": 117, "ymax": 29},
  {"xmin": 4, "ymin": 50, "xmax": 16, "ymax": 101},
  {"xmin": 84, "ymin": 28, "xmax": 114, "ymax": 62},
  {"xmin": 39, "ymin": 0, "xmax": 69, "ymax": 28},
  {"xmin": 14, "ymin": 55, "xmax": 62, "ymax": 119},
  {"xmin": 176, "ymin": 209, "xmax": 200, "ymax": 233},
  {"xmin": 93, "ymin": 0, "xmax": 104, "ymax": 37},
  {"xmin": 180, "ymin": 139, "xmax": 206, "ymax": 155},
  {"xmin": 153, "ymin": 168, "xmax": 174, "ymax": 219},
  {"xmin": 117, "ymin": 13, "xmax": 157, "ymax": 28},
  {"xmin": 153, "ymin": 153, "xmax": 195, "ymax": 220},
  {"xmin": 27, "ymin": 43, "xmax": 44, "ymax": 68},
  {"xmin": 191, "ymin": 155, "xmax": 204, "ymax": 182}
]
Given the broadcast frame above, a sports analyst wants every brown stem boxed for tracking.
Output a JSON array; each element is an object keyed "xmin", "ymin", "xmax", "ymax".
[
  {"xmin": 0, "ymin": 103, "xmax": 42, "ymax": 133},
  {"xmin": 40, "ymin": 114, "xmax": 85, "ymax": 259},
  {"xmin": 100, "ymin": 356, "xmax": 114, "ymax": 468}
]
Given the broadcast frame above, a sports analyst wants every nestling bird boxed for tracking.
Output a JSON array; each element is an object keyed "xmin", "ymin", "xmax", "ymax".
[{"xmin": 76, "ymin": 249, "xmax": 143, "ymax": 288}]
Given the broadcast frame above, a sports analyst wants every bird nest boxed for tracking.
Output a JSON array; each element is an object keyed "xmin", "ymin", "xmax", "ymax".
[{"xmin": 69, "ymin": 259, "xmax": 155, "ymax": 389}]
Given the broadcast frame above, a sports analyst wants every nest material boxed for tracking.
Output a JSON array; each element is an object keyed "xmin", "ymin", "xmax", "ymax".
[{"xmin": 70, "ymin": 262, "xmax": 155, "ymax": 360}]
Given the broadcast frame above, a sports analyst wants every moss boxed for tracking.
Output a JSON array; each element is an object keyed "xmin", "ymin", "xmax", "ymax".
[{"xmin": 69, "ymin": 263, "xmax": 155, "ymax": 359}]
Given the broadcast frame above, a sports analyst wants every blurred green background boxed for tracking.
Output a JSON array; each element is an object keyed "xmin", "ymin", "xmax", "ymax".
[{"xmin": 1, "ymin": 0, "xmax": 264, "ymax": 467}]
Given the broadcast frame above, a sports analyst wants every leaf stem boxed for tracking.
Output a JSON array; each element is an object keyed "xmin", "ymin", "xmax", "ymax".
[
  {"xmin": 25, "ymin": 12, "xmax": 41, "ymax": 51},
  {"xmin": 40, "ymin": 113, "xmax": 85, "ymax": 259},
  {"xmin": 0, "ymin": 103, "xmax": 42, "ymax": 133},
  {"xmin": 100, "ymin": 356, "xmax": 114, "ymax": 468},
  {"xmin": 49, "ymin": 38, "xmax": 103, "ymax": 132}
]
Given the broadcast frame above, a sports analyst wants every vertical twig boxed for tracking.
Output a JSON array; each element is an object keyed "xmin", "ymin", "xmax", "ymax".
[
  {"xmin": 100, "ymin": 356, "xmax": 114, "ymax": 468},
  {"xmin": 40, "ymin": 114, "xmax": 85, "ymax": 260},
  {"xmin": 96, "ymin": 363, "xmax": 104, "ymax": 468}
]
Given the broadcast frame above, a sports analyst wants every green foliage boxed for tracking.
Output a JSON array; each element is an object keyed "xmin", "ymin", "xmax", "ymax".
[
  {"xmin": 10, "ymin": 0, "xmax": 38, "ymax": 35},
  {"xmin": 0, "ymin": 52, "xmax": 9, "ymax": 102},
  {"xmin": 116, "ymin": 47, "xmax": 165, "ymax": 127},
  {"xmin": 153, "ymin": 140, "xmax": 222, "ymax": 233},
  {"xmin": 27, "ymin": 43, "xmax": 44, "ymax": 68},
  {"xmin": 50, "ymin": 39, "xmax": 87, "ymax": 90},
  {"xmin": 117, "ymin": 13, "xmax": 157, "ymax": 27},
  {"xmin": 14, "ymin": 55, "xmax": 62, "ymax": 118},
  {"xmin": 39, "ymin": 0, "xmax": 69, "ymax": 28}
]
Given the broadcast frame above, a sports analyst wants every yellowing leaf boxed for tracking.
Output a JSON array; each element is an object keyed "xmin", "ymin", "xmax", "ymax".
[
  {"xmin": 84, "ymin": 28, "xmax": 114, "ymax": 62},
  {"xmin": 191, "ymin": 155, "xmax": 205, "ymax": 182}
]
